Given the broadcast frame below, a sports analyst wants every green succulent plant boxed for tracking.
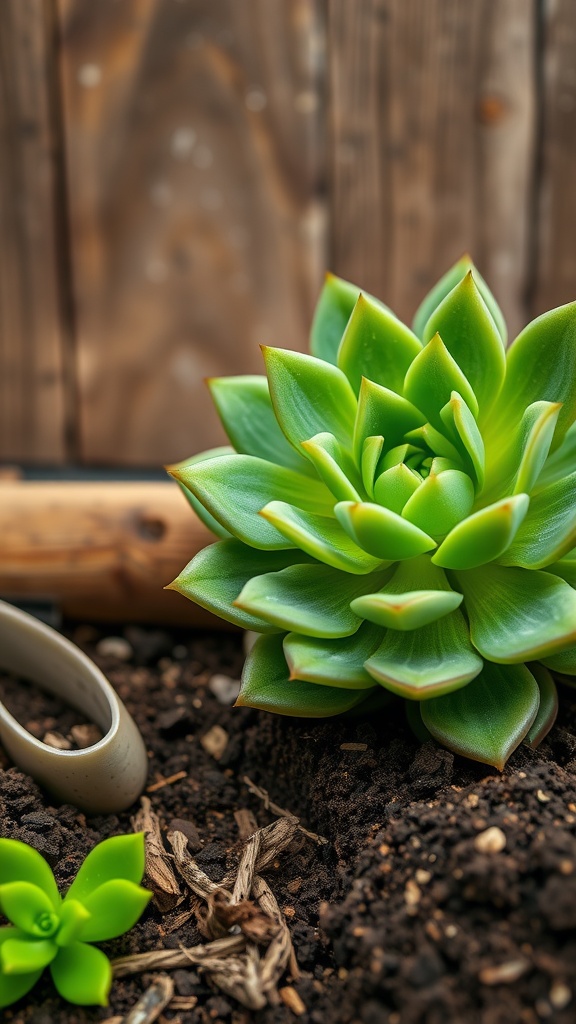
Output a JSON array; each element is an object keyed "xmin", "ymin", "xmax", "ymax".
[
  {"xmin": 168, "ymin": 255, "xmax": 576, "ymax": 769},
  {"xmin": 0, "ymin": 834, "xmax": 151, "ymax": 1007}
]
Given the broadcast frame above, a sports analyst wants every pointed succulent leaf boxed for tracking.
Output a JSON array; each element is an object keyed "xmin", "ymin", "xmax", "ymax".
[
  {"xmin": 456, "ymin": 563, "xmax": 576, "ymax": 663},
  {"xmin": 351, "ymin": 589, "xmax": 463, "ymax": 631},
  {"xmin": 1, "ymin": 937, "xmax": 57, "ymax": 974},
  {"xmin": 422, "ymin": 272, "xmax": 506, "ymax": 414},
  {"xmin": 337, "ymin": 293, "xmax": 421, "ymax": 395},
  {"xmin": 235, "ymin": 563, "xmax": 389, "ymax": 638},
  {"xmin": 373, "ymin": 463, "xmax": 421, "ymax": 514},
  {"xmin": 50, "ymin": 942, "xmax": 112, "ymax": 1006},
  {"xmin": 283, "ymin": 623, "xmax": 383, "ymax": 689},
  {"xmin": 500, "ymin": 472, "xmax": 576, "ymax": 569},
  {"xmin": 208, "ymin": 376, "xmax": 315, "ymax": 476},
  {"xmin": 403, "ymin": 333, "xmax": 478, "ymax": 431},
  {"xmin": 365, "ymin": 609, "xmax": 482, "ymax": 699},
  {"xmin": 237, "ymin": 633, "xmax": 371, "ymax": 716},
  {"xmin": 537, "ymin": 421, "xmax": 576, "ymax": 488},
  {"xmin": 0, "ymin": 941, "xmax": 42, "ymax": 1006},
  {"xmin": 525, "ymin": 665, "xmax": 559, "ymax": 748},
  {"xmin": 421, "ymin": 662, "xmax": 540, "ymax": 770},
  {"xmin": 353, "ymin": 378, "xmax": 426, "ymax": 463},
  {"xmin": 55, "ymin": 901, "xmax": 91, "ymax": 947},
  {"xmin": 541, "ymin": 645, "xmax": 576, "ymax": 676},
  {"xmin": 402, "ymin": 468, "xmax": 475, "ymax": 537},
  {"xmin": 64, "ymin": 834, "xmax": 145, "ymax": 904},
  {"xmin": 78, "ymin": 880, "xmax": 151, "ymax": 942},
  {"xmin": 335, "ymin": 501, "xmax": 436, "ymax": 561},
  {"xmin": 311, "ymin": 273, "xmax": 392, "ymax": 363},
  {"xmin": 260, "ymin": 501, "xmax": 385, "ymax": 574},
  {"xmin": 0, "ymin": 883, "xmax": 58, "ymax": 937},
  {"xmin": 413, "ymin": 254, "xmax": 507, "ymax": 344},
  {"xmin": 0, "ymin": 840, "xmax": 60, "ymax": 909},
  {"xmin": 167, "ymin": 540, "xmax": 313, "ymax": 632},
  {"xmin": 440, "ymin": 392, "xmax": 485, "ymax": 491},
  {"xmin": 167, "ymin": 447, "xmax": 234, "ymax": 539},
  {"xmin": 361, "ymin": 435, "xmax": 384, "ymax": 496},
  {"xmin": 484, "ymin": 402, "xmax": 562, "ymax": 503},
  {"xmin": 433, "ymin": 494, "xmax": 529, "ymax": 569},
  {"xmin": 263, "ymin": 347, "xmax": 357, "ymax": 452},
  {"xmin": 301, "ymin": 432, "xmax": 363, "ymax": 501}
]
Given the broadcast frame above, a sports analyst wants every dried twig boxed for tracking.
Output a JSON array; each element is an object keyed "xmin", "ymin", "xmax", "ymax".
[
  {"xmin": 221, "ymin": 817, "xmax": 299, "ymax": 888},
  {"xmin": 131, "ymin": 798, "xmax": 181, "ymax": 913},
  {"xmin": 146, "ymin": 770, "xmax": 187, "ymax": 793},
  {"xmin": 112, "ymin": 936, "xmax": 246, "ymax": 977},
  {"xmin": 234, "ymin": 808, "xmax": 259, "ymax": 840},
  {"xmin": 233, "ymin": 829, "xmax": 261, "ymax": 903},
  {"xmin": 253, "ymin": 875, "xmax": 300, "ymax": 986},
  {"xmin": 167, "ymin": 829, "xmax": 229, "ymax": 900},
  {"xmin": 243, "ymin": 776, "xmax": 328, "ymax": 844},
  {"xmin": 121, "ymin": 974, "xmax": 174, "ymax": 1023}
]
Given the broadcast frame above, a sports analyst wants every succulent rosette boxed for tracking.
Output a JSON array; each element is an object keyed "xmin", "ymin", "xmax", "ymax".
[{"xmin": 169, "ymin": 256, "xmax": 576, "ymax": 769}]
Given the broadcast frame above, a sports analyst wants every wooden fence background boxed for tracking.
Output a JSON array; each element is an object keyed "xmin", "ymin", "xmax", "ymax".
[{"xmin": 1, "ymin": 0, "xmax": 575, "ymax": 468}]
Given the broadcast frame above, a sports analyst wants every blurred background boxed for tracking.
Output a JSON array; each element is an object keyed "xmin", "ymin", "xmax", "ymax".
[{"xmin": 1, "ymin": 0, "xmax": 575, "ymax": 471}]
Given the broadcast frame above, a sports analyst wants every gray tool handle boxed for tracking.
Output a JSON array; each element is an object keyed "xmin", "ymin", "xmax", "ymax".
[{"xmin": 0, "ymin": 600, "xmax": 148, "ymax": 813}]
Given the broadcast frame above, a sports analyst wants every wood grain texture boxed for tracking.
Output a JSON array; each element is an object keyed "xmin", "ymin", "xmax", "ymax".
[
  {"xmin": 328, "ymin": 0, "xmax": 536, "ymax": 339},
  {"xmin": 0, "ymin": 0, "xmax": 67, "ymax": 462},
  {"xmin": 57, "ymin": 0, "xmax": 326, "ymax": 466},
  {"xmin": 533, "ymin": 0, "xmax": 576, "ymax": 315}
]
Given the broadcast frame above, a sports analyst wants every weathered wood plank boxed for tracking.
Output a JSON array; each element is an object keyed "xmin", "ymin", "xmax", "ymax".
[
  {"xmin": 0, "ymin": 0, "xmax": 67, "ymax": 462},
  {"xmin": 533, "ymin": 0, "xmax": 576, "ymax": 315},
  {"xmin": 57, "ymin": 0, "xmax": 326, "ymax": 466},
  {"xmin": 328, "ymin": 0, "xmax": 536, "ymax": 339}
]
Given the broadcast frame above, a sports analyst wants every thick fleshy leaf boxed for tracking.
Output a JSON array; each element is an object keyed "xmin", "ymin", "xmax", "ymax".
[
  {"xmin": 548, "ymin": 550, "xmax": 576, "ymax": 587},
  {"xmin": 412, "ymin": 254, "xmax": 507, "ymax": 344},
  {"xmin": 310, "ymin": 273, "xmax": 392, "ymax": 363},
  {"xmin": 235, "ymin": 563, "xmax": 389, "ymax": 638},
  {"xmin": 172, "ymin": 455, "xmax": 333, "ymax": 550},
  {"xmin": 263, "ymin": 347, "xmax": 357, "ymax": 452},
  {"xmin": 365, "ymin": 609, "xmax": 482, "ymax": 699},
  {"xmin": 168, "ymin": 447, "xmax": 234, "ymax": 540},
  {"xmin": 0, "ymin": 840, "xmax": 60, "ymax": 909},
  {"xmin": 261, "ymin": 501, "xmax": 384, "ymax": 574},
  {"xmin": 488, "ymin": 301, "xmax": 576, "ymax": 451},
  {"xmin": 0, "ymin": 883, "xmax": 58, "ymax": 937},
  {"xmin": 301, "ymin": 432, "xmax": 363, "ymax": 501},
  {"xmin": 361, "ymin": 435, "xmax": 384, "ymax": 496},
  {"xmin": 500, "ymin": 473, "xmax": 576, "ymax": 569},
  {"xmin": 167, "ymin": 540, "xmax": 313, "ymax": 632},
  {"xmin": 484, "ymin": 402, "xmax": 561, "ymax": 503},
  {"xmin": 55, "ymin": 901, "xmax": 91, "ymax": 947},
  {"xmin": 283, "ymin": 623, "xmax": 383, "ymax": 689},
  {"xmin": 456, "ymin": 563, "xmax": 576, "ymax": 662},
  {"xmin": 407, "ymin": 422, "xmax": 463, "ymax": 464},
  {"xmin": 542, "ymin": 645, "xmax": 576, "ymax": 676},
  {"xmin": 351, "ymin": 589, "xmax": 463, "ymax": 631},
  {"xmin": 422, "ymin": 273, "xmax": 506, "ymax": 414},
  {"xmin": 433, "ymin": 494, "xmax": 529, "ymax": 569},
  {"xmin": 401, "ymin": 467, "xmax": 475, "ymax": 537},
  {"xmin": 208, "ymin": 376, "xmax": 315, "ymax": 475},
  {"xmin": 537, "ymin": 421, "xmax": 576, "ymax": 488},
  {"xmin": 525, "ymin": 665, "xmax": 559, "ymax": 747},
  {"xmin": 440, "ymin": 392, "xmax": 485, "ymax": 491},
  {"xmin": 353, "ymin": 378, "xmax": 425, "ymax": 463},
  {"xmin": 335, "ymin": 501, "xmax": 436, "ymax": 561},
  {"xmin": 403, "ymin": 334, "xmax": 478, "ymax": 430},
  {"xmin": 1, "ymin": 937, "xmax": 57, "ymax": 974},
  {"xmin": 64, "ymin": 834, "xmax": 145, "ymax": 904},
  {"xmin": 0, "ymin": 928, "xmax": 42, "ymax": 1006},
  {"xmin": 421, "ymin": 662, "xmax": 540, "ymax": 769},
  {"xmin": 50, "ymin": 942, "xmax": 111, "ymax": 1006},
  {"xmin": 237, "ymin": 633, "xmax": 371, "ymax": 716},
  {"xmin": 79, "ymin": 880, "xmax": 151, "ymax": 942},
  {"xmin": 337, "ymin": 293, "xmax": 421, "ymax": 395},
  {"xmin": 373, "ymin": 464, "xmax": 421, "ymax": 514}
]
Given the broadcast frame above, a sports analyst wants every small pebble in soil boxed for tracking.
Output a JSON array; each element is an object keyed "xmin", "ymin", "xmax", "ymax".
[
  {"xmin": 474, "ymin": 825, "xmax": 507, "ymax": 853},
  {"xmin": 96, "ymin": 635, "xmax": 133, "ymax": 660},
  {"xmin": 208, "ymin": 673, "xmax": 241, "ymax": 704}
]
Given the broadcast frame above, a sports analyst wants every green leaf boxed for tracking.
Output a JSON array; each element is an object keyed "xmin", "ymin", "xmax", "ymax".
[
  {"xmin": 405, "ymin": 701, "xmax": 435, "ymax": 744},
  {"xmin": 0, "ymin": 840, "xmax": 60, "ymax": 909},
  {"xmin": 237, "ymin": 633, "xmax": 371, "ymax": 716},
  {"xmin": 283, "ymin": 623, "xmax": 383, "ymax": 688},
  {"xmin": 365, "ymin": 609, "xmax": 482, "ymax": 699},
  {"xmin": 500, "ymin": 473, "xmax": 576, "ymax": 569},
  {"xmin": 235, "ymin": 563, "xmax": 389, "ymax": 638},
  {"xmin": 547, "ymin": 550, "xmax": 576, "ymax": 587},
  {"xmin": 78, "ymin": 880, "xmax": 151, "ymax": 942},
  {"xmin": 440, "ymin": 392, "xmax": 485, "ymax": 491},
  {"xmin": 263, "ymin": 346, "xmax": 357, "ymax": 452},
  {"xmin": 456, "ymin": 563, "xmax": 576, "ymax": 662},
  {"xmin": 421, "ymin": 662, "xmax": 540, "ymax": 769},
  {"xmin": 55, "ymin": 901, "xmax": 91, "ymax": 947},
  {"xmin": 433, "ymin": 494, "xmax": 529, "ymax": 569},
  {"xmin": 525, "ymin": 665, "xmax": 558, "ymax": 747},
  {"xmin": 50, "ymin": 942, "xmax": 112, "ymax": 1006},
  {"xmin": 64, "ymin": 834, "xmax": 145, "ymax": 904},
  {"xmin": 335, "ymin": 501, "xmax": 436, "ymax": 561},
  {"xmin": 0, "ymin": 928, "xmax": 42, "ymax": 1006},
  {"xmin": 401, "ymin": 467, "xmax": 475, "ymax": 537},
  {"xmin": 260, "ymin": 501, "xmax": 385, "ymax": 574},
  {"xmin": 484, "ymin": 401, "xmax": 562, "ymax": 503},
  {"xmin": 351, "ymin": 589, "xmax": 463, "ymax": 631},
  {"xmin": 168, "ymin": 447, "xmax": 234, "ymax": 539},
  {"xmin": 310, "ymin": 273, "xmax": 392, "ymax": 364},
  {"xmin": 361, "ymin": 435, "xmax": 384, "ymax": 496},
  {"xmin": 406, "ymin": 422, "xmax": 463, "ymax": 464},
  {"xmin": 353, "ymin": 378, "xmax": 425, "ymax": 463},
  {"xmin": 301, "ymin": 432, "xmax": 363, "ymax": 501},
  {"xmin": 422, "ymin": 272, "xmax": 506, "ymax": 414},
  {"xmin": 0, "ymin": 883, "xmax": 58, "ymax": 937},
  {"xmin": 537, "ymin": 422, "xmax": 576, "ymax": 488},
  {"xmin": 1, "ymin": 937, "xmax": 57, "ymax": 974},
  {"xmin": 412, "ymin": 254, "xmax": 507, "ymax": 344},
  {"xmin": 337, "ymin": 293, "xmax": 421, "ymax": 395},
  {"xmin": 208, "ymin": 376, "xmax": 315, "ymax": 476},
  {"xmin": 172, "ymin": 454, "xmax": 333, "ymax": 550},
  {"xmin": 403, "ymin": 334, "xmax": 478, "ymax": 431},
  {"xmin": 167, "ymin": 540, "xmax": 313, "ymax": 632},
  {"xmin": 542, "ymin": 645, "xmax": 576, "ymax": 676},
  {"xmin": 373, "ymin": 463, "xmax": 421, "ymax": 514}
]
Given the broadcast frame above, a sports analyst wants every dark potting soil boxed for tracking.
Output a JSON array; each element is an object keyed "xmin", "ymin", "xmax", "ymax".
[{"xmin": 1, "ymin": 623, "xmax": 576, "ymax": 1024}]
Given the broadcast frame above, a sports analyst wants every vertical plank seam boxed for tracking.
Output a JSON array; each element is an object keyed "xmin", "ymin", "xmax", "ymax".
[{"xmin": 525, "ymin": 0, "xmax": 547, "ymax": 321}]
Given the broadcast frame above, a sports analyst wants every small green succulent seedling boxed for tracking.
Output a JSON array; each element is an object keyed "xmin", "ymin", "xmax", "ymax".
[
  {"xmin": 168, "ymin": 256, "xmax": 576, "ymax": 770},
  {"xmin": 0, "ymin": 833, "xmax": 151, "ymax": 1007}
]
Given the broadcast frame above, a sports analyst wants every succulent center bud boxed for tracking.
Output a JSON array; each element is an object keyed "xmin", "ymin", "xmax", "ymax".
[{"xmin": 34, "ymin": 909, "xmax": 59, "ymax": 937}]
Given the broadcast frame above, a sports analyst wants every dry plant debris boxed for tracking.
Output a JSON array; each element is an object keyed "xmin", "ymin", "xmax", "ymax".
[
  {"xmin": 131, "ymin": 796, "xmax": 181, "ymax": 912},
  {"xmin": 243, "ymin": 775, "xmax": 328, "ymax": 845}
]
